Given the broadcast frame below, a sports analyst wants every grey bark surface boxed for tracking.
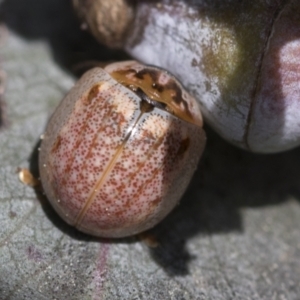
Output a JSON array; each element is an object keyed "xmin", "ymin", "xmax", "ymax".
[{"xmin": 0, "ymin": 1, "xmax": 300, "ymax": 299}]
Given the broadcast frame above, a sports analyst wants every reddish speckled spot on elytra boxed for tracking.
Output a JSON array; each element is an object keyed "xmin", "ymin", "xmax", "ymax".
[
  {"xmin": 51, "ymin": 135, "xmax": 62, "ymax": 154},
  {"xmin": 83, "ymin": 83, "xmax": 103, "ymax": 105},
  {"xmin": 177, "ymin": 137, "xmax": 190, "ymax": 156}
]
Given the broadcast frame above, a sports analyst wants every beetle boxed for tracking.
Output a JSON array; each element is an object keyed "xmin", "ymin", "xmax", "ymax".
[{"xmin": 39, "ymin": 61, "xmax": 206, "ymax": 238}]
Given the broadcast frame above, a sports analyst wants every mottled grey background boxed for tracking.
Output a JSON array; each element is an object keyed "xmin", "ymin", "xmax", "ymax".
[{"xmin": 0, "ymin": 1, "xmax": 300, "ymax": 299}]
